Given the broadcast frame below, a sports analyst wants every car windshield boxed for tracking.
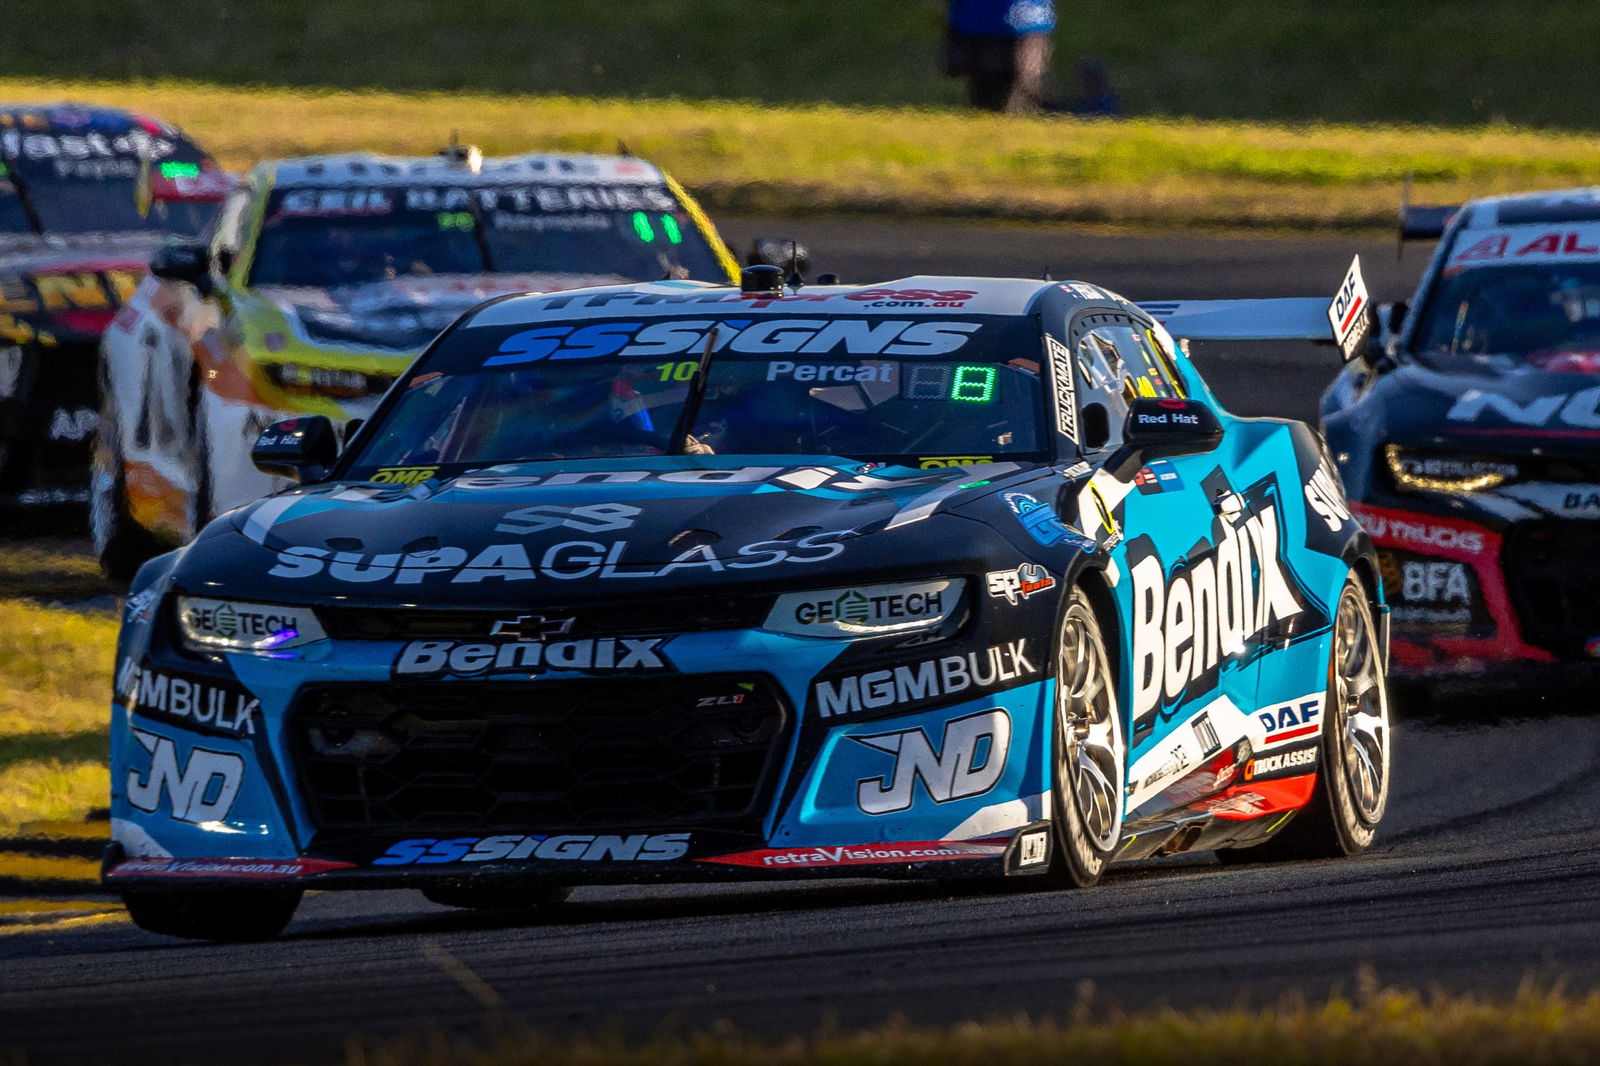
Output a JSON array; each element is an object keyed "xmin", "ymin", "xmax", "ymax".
[
  {"xmin": 345, "ymin": 313, "xmax": 1048, "ymax": 476},
  {"xmin": 1414, "ymin": 262, "xmax": 1600, "ymax": 371},
  {"xmin": 0, "ymin": 128, "xmax": 215, "ymax": 236},
  {"xmin": 249, "ymin": 182, "xmax": 725, "ymax": 288}
]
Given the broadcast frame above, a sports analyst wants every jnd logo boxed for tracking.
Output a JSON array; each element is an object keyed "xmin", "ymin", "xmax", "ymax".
[
  {"xmin": 852, "ymin": 709, "xmax": 1010, "ymax": 815},
  {"xmin": 125, "ymin": 729, "xmax": 244, "ymax": 824}
]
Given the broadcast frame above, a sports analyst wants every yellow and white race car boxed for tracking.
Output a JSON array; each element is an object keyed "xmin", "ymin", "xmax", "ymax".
[{"xmin": 95, "ymin": 145, "xmax": 738, "ymax": 578}]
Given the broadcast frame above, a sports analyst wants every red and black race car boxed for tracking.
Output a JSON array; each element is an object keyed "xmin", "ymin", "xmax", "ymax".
[
  {"xmin": 1321, "ymin": 187, "xmax": 1600, "ymax": 685},
  {"xmin": 0, "ymin": 103, "xmax": 226, "ymax": 521}
]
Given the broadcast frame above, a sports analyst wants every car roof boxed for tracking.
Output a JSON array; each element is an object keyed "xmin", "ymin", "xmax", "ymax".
[
  {"xmin": 463, "ymin": 276, "xmax": 1133, "ymax": 329},
  {"xmin": 1455, "ymin": 187, "xmax": 1600, "ymax": 229},
  {"xmin": 0, "ymin": 102, "xmax": 190, "ymax": 139},
  {"xmin": 262, "ymin": 151, "xmax": 668, "ymax": 190}
]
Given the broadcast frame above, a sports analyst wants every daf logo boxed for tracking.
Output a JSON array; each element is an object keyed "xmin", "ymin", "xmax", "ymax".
[{"xmin": 490, "ymin": 614, "xmax": 577, "ymax": 640}]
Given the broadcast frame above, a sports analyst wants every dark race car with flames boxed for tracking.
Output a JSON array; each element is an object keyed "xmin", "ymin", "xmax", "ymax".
[
  {"xmin": 0, "ymin": 103, "xmax": 224, "ymax": 519},
  {"xmin": 107, "ymin": 269, "xmax": 1390, "ymax": 941}
]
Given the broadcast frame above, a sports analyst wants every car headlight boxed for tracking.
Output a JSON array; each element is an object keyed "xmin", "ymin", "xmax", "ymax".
[
  {"xmin": 1384, "ymin": 445, "xmax": 1520, "ymax": 494},
  {"xmin": 764, "ymin": 579, "xmax": 964, "ymax": 639},
  {"xmin": 177, "ymin": 596, "xmax": 326, "ymax": 653}
]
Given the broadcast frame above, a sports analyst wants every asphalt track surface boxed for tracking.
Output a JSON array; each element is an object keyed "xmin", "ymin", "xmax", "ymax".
[{"xmin": 9, "ymin": 221, "xmax": 1598, "ymax": 1066}]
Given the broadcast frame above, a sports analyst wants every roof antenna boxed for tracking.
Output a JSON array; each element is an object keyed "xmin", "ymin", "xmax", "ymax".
[
  {"xmin": 787, "ymin": 240, "xmax": 803, "ymax": 291},
  {"xmin": 617, "ymin": 139, "xmax": 633, "ymax": 157},
  {"xmin": 1042, "ymin": 265, "xmax": 1053, "ymax": 281}
]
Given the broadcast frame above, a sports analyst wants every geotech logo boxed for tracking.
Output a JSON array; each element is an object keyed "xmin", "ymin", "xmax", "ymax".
[
  {"xmin": 485, "ymin": 318, "xmax": 983, "ymax": 367},
  {"xmin": 374, "ymin": 833, "xmax": 690, "ymax": 865},
  {"xmin": 765, "ymin": 579, "xmax": 959, "ymax": 638},
  {"xmin": 814, "ymin": 639, "xmax": 1037, "ymax": 718}
]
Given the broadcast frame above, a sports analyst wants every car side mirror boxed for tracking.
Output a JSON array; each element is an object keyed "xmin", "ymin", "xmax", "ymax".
[
  {"xmin": 1107, "ymin": 397, "xmax": 1223, "ymax": 475},
  {"xmin": 747, "ymin": 237, "xmax": 811, "ymax": 284},
  {"xmin": 149, "ymin": 241, "xmax": 213, "ymax": 294},
  {"xmin": 252, "ymin": 416, "xmax": 338, "ymax": 482}
]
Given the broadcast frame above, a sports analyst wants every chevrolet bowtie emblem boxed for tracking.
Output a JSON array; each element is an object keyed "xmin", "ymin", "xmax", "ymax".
[{"xmin": 490, "ymin": 614, "xmax": 577, "ymax": 640}]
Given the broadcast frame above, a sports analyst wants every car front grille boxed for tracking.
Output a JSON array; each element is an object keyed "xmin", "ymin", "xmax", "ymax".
[
  {"xmin": 289, "ymin": 675, "xmax": 789, "ymax": 839},
  {"xmin": 1503, "ymin": 521, "xmax": 1600, "ymax": 657}
]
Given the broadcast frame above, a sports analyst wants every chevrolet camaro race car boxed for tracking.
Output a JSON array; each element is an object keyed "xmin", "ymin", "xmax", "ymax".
[
  {"xmin": 0, "ymin": 103, "xmax": 223, "ymax": 519},
  {"xmin": 1322, "ymin": 187, "xmax": 1600, "ymax": 681},
  {"xmin": 95, "ymin": 146, "xmax": 739, "ymax": 579},
  {"xmin": 106, "ymin": 269, "xmax": 1391, "ymax": 942}
]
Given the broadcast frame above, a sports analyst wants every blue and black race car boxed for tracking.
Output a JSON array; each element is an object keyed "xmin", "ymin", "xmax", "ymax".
[{"xmin": 107, "ymin": 268, "xmax": 1391, "ymax": 941}]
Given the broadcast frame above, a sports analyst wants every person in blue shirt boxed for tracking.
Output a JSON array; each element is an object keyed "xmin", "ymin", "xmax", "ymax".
[{"xmin": 943, "ymin": 0, "xmax": 1057, "ymax": 112}]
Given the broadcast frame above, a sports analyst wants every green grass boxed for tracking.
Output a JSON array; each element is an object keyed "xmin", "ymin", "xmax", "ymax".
[
  {"xmin": 345, "ymin": 978, "xmax": 1600, "ymax": 1065},
  {"xmin": 13, "ymin": 77, "xmax": 1600, "ymax": 232},
  {"xmin": 14, "ymin": 1, "xmax": 1600, "ymax": 130},
  {"xmin": 0, "ymin": 577, "xmax": 117, "ymax": 834}
]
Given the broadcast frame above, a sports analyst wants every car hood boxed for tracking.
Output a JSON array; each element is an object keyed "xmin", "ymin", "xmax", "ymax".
[
  {"xmin": 1377, "ymin": 358, "xmax": 1600, "ymax": 455},
  {"xmin": 0, "ymin": 231, "xmax": 160, "ymax": 342},
  {"xmin": 179, "ymin": 456, "xmax": 1037, "ymax": 604},
  {"xmin": 254, "ymin": 272, "xmax": 631, "ymax": 354}
]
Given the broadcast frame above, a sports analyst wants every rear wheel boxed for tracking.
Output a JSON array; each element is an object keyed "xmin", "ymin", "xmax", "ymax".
[
  {"xmin": 122, "ymin": 888, "xmax": 302, "ymax": 942},
  {"xmin": 1049, "ymin": 587, "xmax": 1125, "ymax": 888},
  {"xmin": 422, "ymin": 884, "xmax": 572, "ymax": 911},
  {"xmin": 1222, "ymin": 574, "xmax": 1391, "ymax": 862}
]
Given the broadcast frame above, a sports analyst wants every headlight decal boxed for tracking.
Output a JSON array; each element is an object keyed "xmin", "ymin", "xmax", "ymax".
[
  {"xmin": 177, "ymin": 596, "xmax": 327, "ymax": 653},
  {"xmin": 764, "ymin": 579, "xmax": 963, "ymax": 638}
]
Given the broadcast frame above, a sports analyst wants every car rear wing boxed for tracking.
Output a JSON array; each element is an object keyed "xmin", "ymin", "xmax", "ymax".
[
  {"xmin": 1397, "ymin": 172, "xmax": 1457, "ymax": 244},
  {"xmin": 1139, "ymin": 255, "xmax": 1376, "ymax": 362}
]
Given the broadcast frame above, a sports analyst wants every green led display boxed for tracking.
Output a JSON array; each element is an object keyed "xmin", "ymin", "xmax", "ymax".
[
  {"xmin": 159, "ymin": 161, "xmax": 201, "ymax": 178},
  {"xmin": 951, "ymin": 365, "xmax": 996, "ymax": 402},
  {"xmin": 661, "ymin": 214, "xmax": 683, "ymax": 244},
  {"xmin": 632, "ymin": 211, "xmax": 656, "ymax": 243},
  {"xmin": 436, "ymin": 211, "xmax": 473, "ymax": 231}
]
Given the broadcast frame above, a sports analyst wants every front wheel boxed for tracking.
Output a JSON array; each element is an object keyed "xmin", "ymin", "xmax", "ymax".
[
  {"xmin": 1049, "ymin": 587, "xmax": 1125, "ymax": 888},
  {"xmin": 1225, "ymin": 573, "xmax": 1391, "ymax": 862},
  {"xmin": 122, "ymin": 887, "xmax": 302, "ymax": 942}
]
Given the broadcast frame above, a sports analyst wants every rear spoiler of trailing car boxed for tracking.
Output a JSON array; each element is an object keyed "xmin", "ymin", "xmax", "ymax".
[
  {"xmin": 1140, "ymin": 255, "xmax": 1376, "ymax": 362},
  {"xmin": 1397, "ymin": 173, "xmax": 1457, "ymax": 244}
]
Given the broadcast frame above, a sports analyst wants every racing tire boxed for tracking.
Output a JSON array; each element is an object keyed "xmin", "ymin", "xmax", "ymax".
[
  {"xmin": 121, "ymin": 887, "xmax": 302, "ymax": 942},
  {"xmin": 1220, "ymin": 573, "xmax": 1391, "ymax": 863},
  {"xmin": 1048, "ymin": 586, "xmax": 1125, "ymax": 889},
  {"xmin": 422, "ymin": 884, "xmax": 572, "ymax": 911},
  {"xmin": 90, "ymin": 366, "xmax": 163, "ymax": 584}
]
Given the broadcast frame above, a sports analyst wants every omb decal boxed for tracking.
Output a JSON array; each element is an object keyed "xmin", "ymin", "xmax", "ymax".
[
  {"xmin": 125, "ymin": 730, "xmax": 244, "ymax": 824},
  {"xmin": 485, "ymin": 318, "xmax": 983, "ymax": 366},
  {"xmin": 374, "ymin": 832, "xmax": 690, "ymax": 865},
  {"xmin": 852, "ymin": 709, "xmax": 1011, "ymax": 815},
  {"xmin": 1126, "ymin": 473, "xmax": 1314, "ymax": 727}
]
